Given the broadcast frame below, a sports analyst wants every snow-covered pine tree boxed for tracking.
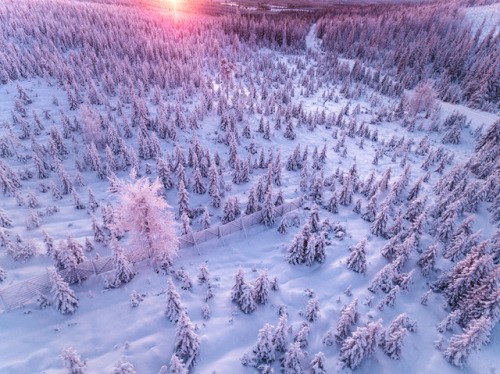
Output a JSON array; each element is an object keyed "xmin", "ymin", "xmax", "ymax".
[
  {"xmin": 310, "ymin": 352, "xmax": 326, "ymax": 374},
  {"xmin": 339, "ymin": 320, "xmax": 382, "ymax": 370},
  {"xmin": 254, "ymin": 269, "xmax": 270, "ymax": 304},
  {"xmin": 272, "ymin": 314, "xmax": 288, "ymax": 352},
  {"xmin": 60, "ymin": 347, "xmax": 86, "ymax": 374},
  {"xmin": 165, "ymin": 278, "xmax": 182, "ymax": 323},
  {"xmin": 253, "ymin": 323, "xmax": 275, "ymax": 363},
  {"xmin": 231, "ymin": 267, "xmax": 246, "ymax": 303},
  {"xmin": 49, "ymin": 268, "xmax": 78, "ymax": 314},
  {"xmin": 261, "ymin": 184, "xmax": 275, "ymax": 227},
  {"xmin": 110, "ymin": 236, "xmax": 135, "ymax": 287},
  {"xmin": 305, "ymin": 297, "xmax": 320, "ymax": 322},
  {"xmin": 334, "ymin": 298, "xmax": 360, "ymax": 344},
  {"xmin": 174, "ymin": 312, "xmax": 200, "ymax": 368},
  {"xmin": 281, "ymin": 342, "xmax": 304, "ymax": 374},
  {"xmin": 443, "ymin": 316, "xmax": 492, "ymax": 368},
  {"xmin": 112, "ymin": 177, "xmax": 178, "ymax": 273},
  {"xmin": 346, "ymin": 238, "xmax": 368, "ymax": 273}
]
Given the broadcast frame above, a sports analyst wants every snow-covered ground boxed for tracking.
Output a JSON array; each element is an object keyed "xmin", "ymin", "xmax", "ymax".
[
  {"xmin": 0, "ymin": 1, "xmax": 499, "ymax": 373},
  {"xmin": 464, "ymin": 3, "xmax": 500, "ymax": 40}
]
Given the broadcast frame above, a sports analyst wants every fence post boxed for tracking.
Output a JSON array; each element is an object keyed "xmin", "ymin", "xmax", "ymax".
[{"xmin": 0, "ymin": 291, "xmax": 7, "ymax": 312}]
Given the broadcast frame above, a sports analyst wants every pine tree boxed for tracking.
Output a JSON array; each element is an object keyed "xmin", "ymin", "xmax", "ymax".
[
  {"xmin": 165, "ymin": 278, "xmax": 182, "ymax": 323},
  {"xmin": 253, "ymin": 324, "xmax": 275, "ymax": 363},
  {"xmin": 281, "ymin": 342, "xmax": 304, "ymax": 374},
  {"xmin": 49, "ymin": 268, "xmax": 78, "ymax": 314},
  {"xmin": 305, "ymin": 297, "xmax": 320, "ymax": 322},
  {"xmin": 168, "ymin": 354, "xmax": 188, "ymax": 374},
  {"xmin": 60, "ymin": 347, "xmax": 86, "ymax": 374},
  {"xmin": 240, "ymin": 282, "xmax": 257, "ymax": 314},
  {"xmin": 254, "ymin": 269, "xmax": 270, "ymax": 304},
  {"xmin": 110, "ymin": 237, "xmax": 135, "ymax": 287},
  {"xmin": 334, "ymin": 299, "xmax": 360, "ymax": 344},
  {"xmin": 310, "ymin": 352, "xmax": 326, "ymax": 374},
  {"xmin": 384, "ymin": 327, "xmax": 408, "ymax": 359},
  {"xmin": 371, "ymin": 205, "xmax": 389, "ymax": 237},
  {"xmin": 261, "ymin": 184, "xmax": 275, "ymax": 227},
  {"xmin": 309, "ymin": 204, "xmax": 321, "ymax": 233},
  {"xmin": 272, "ymin": 314, "xmax": 288, "ymax": 352},
  {"xmin": 231, "ymin": 267, "xmax": 246, "ymax": 303},
  {"xmin": 443, "ymin": 317, "xmax": 492, "ymax": 368},
  {"xmin": 339, "ymin": 321, "xmax": 382, "ymax": 370},
  {"xmin": 112, "ymin": 178, "xmax": 178, "ymax": 273},
  {"xmin": 177, "ymin": 179, "xmax": 190, "ymax": 218},
  {"xmin": 198, "ymin": 262, "xmax": 210, "ymax": 284},
  {"xmin": 174, "ymin": 312, "xmax": 200, "ymax": 368},
  {"xmin": 418, "ymin": 243, "xmax": 438, "ymax": 276},
  {"xmin": 346, "ymin": 238, "xmax": 368, "ymax": 273},
  {"xmin": 277, "ymin": 215, "xmax": 288, "ymax": 234},
  {"xmin": 369, "ymin": 263, "xmax": 397, "ymax": 293}
]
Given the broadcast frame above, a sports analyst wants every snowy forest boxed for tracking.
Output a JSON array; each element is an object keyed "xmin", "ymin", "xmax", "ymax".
[{"xmin": 0, "ymin": 0, "xmax": 498, "ymax": 372}]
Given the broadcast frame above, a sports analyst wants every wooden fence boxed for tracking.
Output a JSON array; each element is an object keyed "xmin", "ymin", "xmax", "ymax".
[{"xmin": 0, "ymin": 197, "xmax": 302, "ymax": 312}]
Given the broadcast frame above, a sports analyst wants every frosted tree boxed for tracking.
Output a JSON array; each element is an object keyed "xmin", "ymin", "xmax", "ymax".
[
  {"xmin": 254, "ymin": 269, "xmax": 270, "ymax": 304},
  {"xmin": 310, "ymin": 352, "xmax": 326, "ymax": 374},
  {"xmin": 113, "ymin": 361, "xmax": 137, "ymax": 374},
  {"xmin": 112, "ymin": 177, "xmax": 178, "ymax": 273},
  {"xmin": 253, "ymin": 324, "xmax": 275, "ymax": 363},
  {"xmin": 326, "ymin": 193, "xmax": 338, "ymax": 213},
  {"xmin": 369, "ymin": 263, "xmax": 397, "ymax": 294},
  {"xmin": 309, "ymin": 204, "xmax": 321, "ymax": 233},
  {"xmin": 201, "ymin": 207, "xmax": 211, "ymax": 230},
  {"xmin": 198, "ymin": 262, "xmax": 210, "ymax": 284},
  {"xmin": 377, "ymin": 285, "xmax": 400, "ymax": 311},
  {"xmin": 110, "ymin": 236, "xmax": 135, "ymax": 287},
  {"xmin": 384, "ymin": 327, "xmax": 408, "ymax": 359},
  {"xmin": 443, "ymin": 317, "xmax": 492, "ymax": 368},
  {"xmin": 180, "ymin": 213, "xmax": 191, "ymax": 236},
  {"xmin": 240, "ymin": 282, "xmax": 257, "ymax": 314},
  {"xmin": 49, "ymin": 268, "xmax": 78, "ymax": 314},
  {"xmin": 277, "ymin": 215, "xmax": 288, "ymax": 234},
  {"xmin": 287, "ymin": 234, "xmax": 305, "ymax": 265},
  {"xmin": 339, "ymin": 320, "xmax": 383, "ymax": 370},
  {"xmin": 346, "ymin": 238, "xmax": 368, "ymax": 273},
  {"xmin": 314, "ymin": 232, "xmax": 327, "ymax": 263},
  {"xmin": 174, "ymin": 312, "xmax": 200, "ymax": 368},
  {"xmin": 168, "ymin": 353, "xmax": 188, "ymax": 374},
  {"xmin": 273, "ymin": 314, "xmax": 288, "ymax": 352},
  {"xmin": 371, "ymin": 205, "xmax": 389, "ymax": 237},
  {"xmin": 305, "ymin": 297, "xmax": 320, "ymax": 322},
  {"xmin": 60, "ymin": 347, "xmax": 86, "ymax": 374},
  {"xmin": 246, "ymin": 186, "xmax": 259, "ymax": 215},
  {"xmin": 261, "ymin": 185, "xmax": 275, "ymax": 227},
  {"xmin": 177, "ymin": 179, "xmax": 190, "ymax": 218},
  {"xmin": 231, "ymin": 267, "xmax": 246, "ymax": 303},
  {"xmin": 362, "ymin": 193, "xmax": 378, "ymax": 222},
  {"xmin": 334, "ymin": 299, "xmax": 360, "ymax": 344},
  {"xmin": 418, "ymin": 243, "xmax": 438, "ymax": 277},
  {"xmin": 165, "ymin": 278, "xmax": 183, "ymax": 323},
  {"xmin": 281, "ymin": 342, "xmax": 304, "ymax": 374}
]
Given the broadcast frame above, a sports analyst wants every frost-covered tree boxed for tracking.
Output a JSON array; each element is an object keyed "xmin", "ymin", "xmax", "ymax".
[
  {"xmin": 168, "ymin": 353, "xmax": 188, "ymax": 374},
  {"xmin": 309, "ymin": 204, "xmax": 321, "ymax": 233},
  {"xmin": 384, "ymin": 327, "xmax": 408, "ymax": 359},
  {"xmin": 165, "ymin": 278, "xmax": 183, "ymax": 323},
  {"xmin": 369, "ymin": 263, "xmax": 397, "ymax": 294},
  {"xmin": 273, "ymin": 314, "xmax": 288, "ymax": 352},
  {"xmin": 60, "ymin": 347, "xmax": 86, "ymax": 374},
  {"xmin": 49, "ymin": 268, "xmax": 78, "ymax": 314},
  {"xmin": 174, "ymin": 312, "xmax": 200, "ymax": 368},
  {"xmin": 334, "ymin": 299, "xmax": 360, "ymax": 344},
  {"xmin": 261, "ymin": 185, "xmax": 275, "ymax": 227},
  {"xmin": 418, "ymin": 243, "xmax": 438, "ymax": 277},
  {"xmin": 281, "ymin": 342, "xmax": 304, "ymax": 374},
  {"xmin": 110, "ymin": 236, "xmax": 135, "ymax": 287},
  {"xmin": 113, "ymin": 361, "xmax": 137, "ymax": 374},
  {"xmin": 111, "ymin": 178, "xmax": 178, "ymax": 273},
  {"xmin": 346, "ymin": 238, "xmax": 367, "ymax": 273},
  {"xmin": 443, "ymin": 317, "xmax": 492, "ymax": 368},
  {"xmin": 254, "ymin": 269, "xmax": 270, "ymax": 304},
  {"xmin": 198, "ymin": 262, "xmax": 210, "ymax": 284},
  {"xmin": 305, "ymin": 297, "xmax": 320, "ymax": 322},
  {"xmin": 310, "ymin": 352, "xmax": 326, "ymax": 374},
  {"xmin": 339, "ymin": 320, "xmax": 382, "ymax": 370},
  {"xmin": 240, "ymin": 282, "xmax": 257, "ymax": 314},
  {"xmin": 231, "ymin": 267, "xmax": 246, "ymax": 303},
  {"xmin": 253, "ymin": 323, "xmax": 275, "ymax": 363}
]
